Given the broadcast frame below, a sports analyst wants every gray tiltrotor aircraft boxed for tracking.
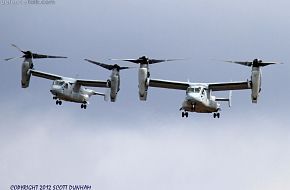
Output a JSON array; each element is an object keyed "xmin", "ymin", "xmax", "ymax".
[{"xmin": 126, "ymin": 57, "xmax": 281, "ymax": 118}]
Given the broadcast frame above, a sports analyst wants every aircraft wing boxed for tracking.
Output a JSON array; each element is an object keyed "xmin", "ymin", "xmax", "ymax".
[
  {"xmin": 149, "ymin": 78, "xmax": 190, "ymax": 90},
  {"xmin": 30, "ymin": 69, "xmax": 63, "ymax": 80},
  {"xmin": 208, "ymin": 81, "xmax": 251, "ymax": 91},
  {"xmin": 76, "ymin": 79, "xmax": 109, "ymax": 88},
  {"xmin": 149, "ymin": 78, "xmax": 251, "ymax": 92}
]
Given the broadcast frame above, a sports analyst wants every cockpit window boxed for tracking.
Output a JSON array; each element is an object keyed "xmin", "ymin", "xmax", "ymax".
[
  {"xmin": 187, "ymin": 88, "xmax": 194, "ymax": 93},
  {"xmin": 195, "ymin": 87, "xmax": 201, "ymax": 93},
  {"xmin": 187, "ymin": 87, "xmax": 202, "ymax": 93},
  {"xmin": 53, "ymin": 80, "xmax": 65, "ymax": 86}
]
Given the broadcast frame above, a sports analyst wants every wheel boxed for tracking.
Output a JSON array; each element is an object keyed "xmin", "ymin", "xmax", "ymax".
[
  {"xmin": 59, "ymin": 101, "xmax": 62, "ymax": 105},
  {"xmin": 84, "ymin": 105, "xmax": 87, "ymax": 109},
  {"xmin": 56, "ymin": 100, "xmax": 59, "ymax": 105},
  {"xmin": 81, "ymin": 104, "xmax": 84, "ymax": 109},
  {"xmin": 185, "ymin": 112, "xmax": 189, "ymax": 118},
  {"xmin": 213, "ymin": 113, "xmax": 216, "ymax": 118},
  {"xmin": 217, "ymin": 113, "xmax": 220, "ymax": 118},
  {"xmin": 182, "ymin": 112, "xmax": 185, "ymax": 118}
]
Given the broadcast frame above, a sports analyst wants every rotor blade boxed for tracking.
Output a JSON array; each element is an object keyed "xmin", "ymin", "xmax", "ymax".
[
  {"xmin": 119, "ymin": 66, "xmax": 135, "ymax": 70},
  {"xmin": 110, "ymin": 58, "xmax": 184, "ymax": 64},
  {"xmin": 4, "ymin": 56, "xmax": 22, "ymax": 61},
  {"xmin": 149, "ymin": 58, "xmax": 184, "ymax": 64},
  {"xmin": 84, "ymin": 59, "xmax": 114, "ymax": 70},
  {"xmin": 9, "ymin": 44, "xmax": 67, "ymax": 60},
  {"xmin": 224, "ymin": 60, "xmax": 253, "ymax": 67},
  {"xmin": 32, "ymin": 53, "xmax": 67, "ymax": 59},
  {"xmin": 259, "ymin": 62, "xmax": 283, "ymax": 66},
  {"xmin": 109, "ymin": 59, "xmax": 141, "ymax": 64},
  {"xmin": 109, "ymin": 59, "xmax": 136, "ymax": 61},
  {"xmin": 11, "ymin": 44, "xmax": 25, "ymax": 53}
]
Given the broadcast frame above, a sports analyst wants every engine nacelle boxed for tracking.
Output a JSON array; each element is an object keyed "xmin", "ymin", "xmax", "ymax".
[
  {"xmin": 138, "ymin": 67, "xmax": 149, "ymax": 101},
  {"xmin": 110, "ymin": 75, "xmax": 119, "ymax": 102},
  {"xmin": 21, "ymin": 61, "xmax": 32, "ymax": 88},
  {"xmin": 250, "ymin": 67, "xmax": 261, "ymax": 103}
]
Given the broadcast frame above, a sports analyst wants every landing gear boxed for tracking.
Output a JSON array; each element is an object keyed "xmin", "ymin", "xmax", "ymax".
[
  {"xmin": 54, "ymin": 96, "xmax": 62, "ymax": 106},
  {"xmin": 56, "ymin": 100, "xmax": 62, "ymax": 105},
  {"xmin": 81, "ymin": 104, "xmax": 87, "ymax": 109},
  {"xmin": 182, "ymin": 111, "xmax": 189, "ymax": 118},
  {"xmin": 213, "ymin": 112, "xmax": 220, "ymax": 118}
]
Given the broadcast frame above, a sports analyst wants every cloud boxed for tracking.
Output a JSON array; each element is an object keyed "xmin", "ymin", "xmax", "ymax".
[{"xmin": 1, "ymin": 110, "xmax": 290, "ymax": 190}]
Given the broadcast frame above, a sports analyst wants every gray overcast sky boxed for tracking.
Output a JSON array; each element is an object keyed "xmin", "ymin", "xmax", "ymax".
[{"xmin": 1, "ymin": 0, "xmax": 290, "ymax": 189}]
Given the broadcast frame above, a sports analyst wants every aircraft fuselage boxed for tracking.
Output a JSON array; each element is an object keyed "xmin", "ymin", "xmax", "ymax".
[
  {"xmin": 182, "ymin": 92, "xmax": 219, "ymax": 113},
  {"xmin": 50, "ymin": 80, "xmax": 94, "ymax": 104}
]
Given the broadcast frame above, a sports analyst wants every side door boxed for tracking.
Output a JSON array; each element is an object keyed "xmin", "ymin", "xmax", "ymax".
[
  {"xmin": 201, "ymin": 88, "xmax": 209, "ymax": 105},
  {"xmin": 63, "ymin": 82, "xmax": 71, "ymax": 96}
]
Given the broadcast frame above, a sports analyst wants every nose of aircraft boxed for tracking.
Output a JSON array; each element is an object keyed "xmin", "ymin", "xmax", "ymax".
[
  {"xmin": 50, "ymin": 85, "xmax": 63, "ymax": 95},
  {"xmin": 186, "ymin": 93, "xmax": 202, "ymax": 103}
]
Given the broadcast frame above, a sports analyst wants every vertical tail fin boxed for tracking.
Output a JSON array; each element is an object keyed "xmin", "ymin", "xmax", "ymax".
[
  {"xmin": 215, "ymin": 90, "xmax": 232, "ymax": 107},
  {"xmin": 228, "ymin": 90, "xmax": 232, "ymax": 107},
  {"xmin": 104, "ymin": 88, "xmax": 110, "ymax": 102}
]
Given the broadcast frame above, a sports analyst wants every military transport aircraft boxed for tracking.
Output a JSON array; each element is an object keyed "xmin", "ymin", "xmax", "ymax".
[
  {"xmin": 135, "ymin": 58, "xmax": 280, "ymax": 118},
  {"xmin": 84, "ymin": 59, "xmax": 133, "ymax": 102},
  {"xmin": 5, "ymin": 44, "xmax": 109, "ymax": 109},
  {"xmin": 30, "ymin": 70, "xmax": 109, "ymax": 109}
]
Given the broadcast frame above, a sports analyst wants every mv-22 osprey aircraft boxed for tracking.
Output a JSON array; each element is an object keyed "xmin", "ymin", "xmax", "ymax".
[
  {"xmin": 117, "ymin": 56, "xmax": 281, "ymax": 118},
  {"xmin": 5, "ymin": 44, "xmax": 111, "ymax": 109}
]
